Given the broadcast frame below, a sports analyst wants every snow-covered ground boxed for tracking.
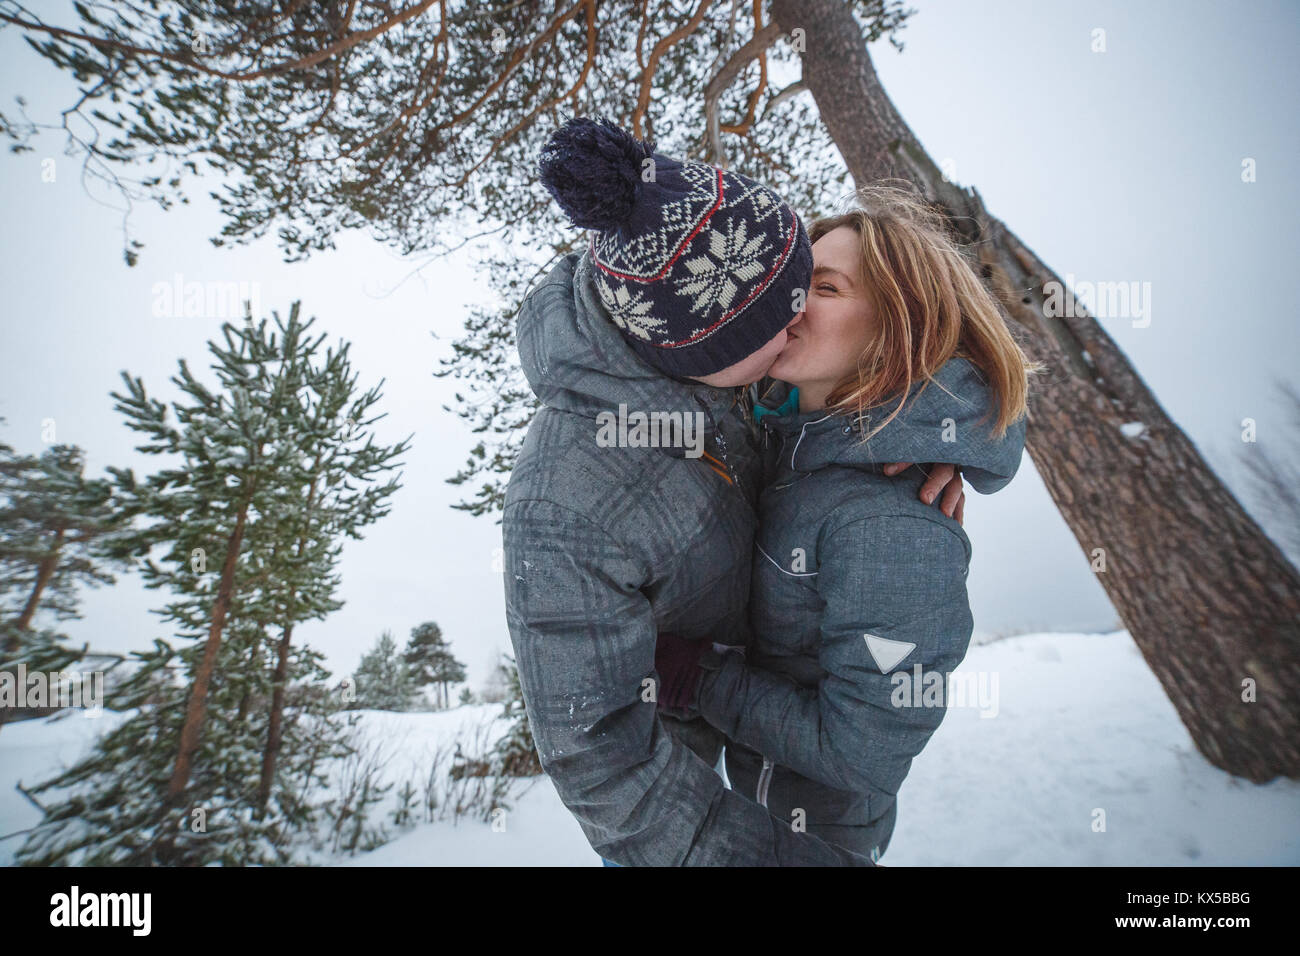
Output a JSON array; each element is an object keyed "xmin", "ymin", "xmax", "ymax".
[{"xmin": 2, "ymin": 630, "xmax": 1297, "ymax": 866}]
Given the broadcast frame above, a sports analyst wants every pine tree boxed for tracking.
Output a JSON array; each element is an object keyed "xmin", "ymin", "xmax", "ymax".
[
  {"xmin": 352, "ymin": 630, "xmax": 417, "ymax": 712},
  {"xmin": 100, "ymin": 309, "xmax": 314, "ymax": 854},
  {"xmin": 14, "ymin": 304, "xmax": 406, "ymax": 864},
  {"xmin": 403, "ymin": 621, "xmax": 466, "ymax": 709},
  {"xmin": 0, "ymin": 435, "xmax": 132, "ymax": 729},
  {"xmin": 250, "ymin": 312, "xmax": 409, "ymax": 812},
  {"xmin": 0, "ymin": 441, "xmax": 127, "ymax": 646},
  {"xmin": 14, "ymin": 632, "xmax": 360, "ymax": 866},
  {"xmin": 479, "ymin": 653, "xmax": 510, "ymax": 704},
  {"xmin": 403, "ymin": 621, "xmax": 444, "ymax": 708}
]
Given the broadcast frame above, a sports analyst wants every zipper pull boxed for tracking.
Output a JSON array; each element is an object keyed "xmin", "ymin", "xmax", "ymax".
[{"xmin": 756, "ymin": 756, "xmax": 774, "ymax": 808}]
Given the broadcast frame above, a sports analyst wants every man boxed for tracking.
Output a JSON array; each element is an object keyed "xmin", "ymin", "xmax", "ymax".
[{"xmin": 502, "ymin": 116, "xmax": 961, "ymax": 865}]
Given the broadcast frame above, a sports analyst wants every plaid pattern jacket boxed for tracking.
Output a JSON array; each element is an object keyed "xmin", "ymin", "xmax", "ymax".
[{"xmin": 503, "ymin": 249, "xmax": 874, "ymax": 866}]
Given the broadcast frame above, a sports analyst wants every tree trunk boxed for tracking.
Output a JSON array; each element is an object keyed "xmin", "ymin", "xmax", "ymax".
[
  {"xmin": 11, "ymin": 525, "xmax": 66, "ymax": 643},
  {"xmin": 0, "ymin": 526, "xmax": 67, "ymax": 734},
  {"xmin": 770, "ymin": 0, "xmax": 1300, "ymax": 781},
  {"xmin": 258, "ymin": 471, "xmax": 320, "ymax": 812},
  {"xmin": 257, "ymin": 623, "xmax": 293, "ymax": 812},
  {"xmin": 156, "ymin": 495, "xmax": 252, "ymax": 864},
  {"xmin": 167, "ymin": 496, "xmax": 251, "ymax": 800}
]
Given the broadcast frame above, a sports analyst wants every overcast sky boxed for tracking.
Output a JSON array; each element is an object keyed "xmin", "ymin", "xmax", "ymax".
[{"xmin": 2, "ymin": 0, "xmax": 1297, "ymax": 690}]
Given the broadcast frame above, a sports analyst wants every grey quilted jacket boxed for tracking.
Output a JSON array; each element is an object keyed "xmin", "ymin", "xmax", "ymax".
[
  {"xmin": 502, "ymin": 248, "xmax": 876, "ymax": 865},
  {"xmin": 697, "ymin": 357, "xmax": 1027, "ymax": 862}
]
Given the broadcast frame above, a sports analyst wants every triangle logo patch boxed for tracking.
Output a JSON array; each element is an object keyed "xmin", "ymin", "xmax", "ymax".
[{"xmin": 864, "ymin": 633, "xmax": 916, "ymax": 673}]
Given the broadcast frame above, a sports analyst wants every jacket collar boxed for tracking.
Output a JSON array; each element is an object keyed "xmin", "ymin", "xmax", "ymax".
[{"xmin": 752, "ymin": 358, "xmax": 1027, "ymax": 493}]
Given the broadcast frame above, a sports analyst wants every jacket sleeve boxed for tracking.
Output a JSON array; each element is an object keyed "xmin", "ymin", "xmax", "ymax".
[
  {"xmin": 503, "ymin": 496, "xmax": 875, "ymax": 866},
  {"xmin": 958, "ymin": 413, "xmax": 1027, "ymax": 495},
  {"xmin": 697, "ymin": 514, "xmax": 974, "ymax": 796}
]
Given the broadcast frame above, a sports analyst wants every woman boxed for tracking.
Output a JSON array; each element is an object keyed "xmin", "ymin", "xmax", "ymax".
[{"xmin": 656, "ymin": 182, "xmax": 1036, "ymax": 863}]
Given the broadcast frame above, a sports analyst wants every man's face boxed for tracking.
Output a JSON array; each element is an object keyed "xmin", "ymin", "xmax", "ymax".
[{"xmin": 686, "ymin": 324, "xmax": 796, "ymax": 388}]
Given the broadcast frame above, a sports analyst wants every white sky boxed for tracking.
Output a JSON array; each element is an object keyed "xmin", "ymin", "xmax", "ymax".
[{"xmin": 2, "ymin": 0, "xmax": 1297, "ymax": 689}]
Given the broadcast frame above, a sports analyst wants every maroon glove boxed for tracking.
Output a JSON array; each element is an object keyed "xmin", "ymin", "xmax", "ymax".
[{"xmin": 654, "ymin": 630, "xmax": 707, "ymax": 715}]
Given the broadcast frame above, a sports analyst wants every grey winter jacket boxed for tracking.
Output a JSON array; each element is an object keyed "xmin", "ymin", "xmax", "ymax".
[
  {"xmin": 697, "ymin": 357, "xmax": 1027, "ymax": 862},
  {"xmin": 502, "ymin": 248, "xmax": 876, "ymax": 865}
]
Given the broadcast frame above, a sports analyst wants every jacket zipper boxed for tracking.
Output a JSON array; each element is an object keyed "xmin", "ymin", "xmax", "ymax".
[
  {"xmin": 754, "ymin": 380, "xmax": 783, "ymax": 454},
  {"xmin": 696, "ymin": 389, "xmax": 748, "ymax": 494},
  {"xmin": 756, "ymin": 756, "xmax": 773, "ymax": 808}
]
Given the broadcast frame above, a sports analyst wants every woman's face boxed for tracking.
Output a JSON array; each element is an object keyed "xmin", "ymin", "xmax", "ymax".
[{"xmin": 768, "ymin": 225, "xmax": 879, "ymax": 410}]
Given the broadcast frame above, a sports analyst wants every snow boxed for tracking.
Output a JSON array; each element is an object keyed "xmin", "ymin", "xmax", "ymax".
[
  {"xmin": 2, "ymin": 630, "xmax": 1297, "ymax": 866},
  {"xmin": 328, "ymin": 775, "xmax": 595, "ymax": 867},
  {"xmin": 1119, "ymin": 421, "xmax": 1148, "ymax": 438},
  {"xmin": 0, "ymin": 707, "xmax": 136, "ymax": 859},
  {"xmin": 323, "ymin": 703, "xmax": 511, "ymax": 784}
]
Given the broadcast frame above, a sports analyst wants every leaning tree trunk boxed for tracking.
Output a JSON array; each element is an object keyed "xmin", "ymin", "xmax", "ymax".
[
  {"xmin": 770, "ymin": 0, "xmax": 1300, "ymax": 782},
  {"xmin": 155, "ymin": 493, "xmax": 253, "ymax": 865},
  {"xmin": 258, "ymin": 471, "xmax": 321, "ymax": 813},
  {"xmin": 0, "ymin": 526, "xmax": 68, "ymax": 734},
  {"xmin": 257, "ymin": 622, "xmax": 293, "ymax": 813},
  {"xmin": 167, "ymin": 492, "xmax": 253, "ymax": 800},
  {"xmin": 11, "ymin": 525, "xmax": 66, "ymax": 640}
]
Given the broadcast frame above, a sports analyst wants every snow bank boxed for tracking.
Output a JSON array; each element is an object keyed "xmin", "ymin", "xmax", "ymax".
[{"xmin": 3, "ymin": 631, "xmax": 1297, "ymax": 866}]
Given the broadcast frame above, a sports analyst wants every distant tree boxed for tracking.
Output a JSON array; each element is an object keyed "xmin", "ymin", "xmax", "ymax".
[
  {"xmin": 403, "ymin": 621, "xmax": 466, "ymax": 709},
  {"xmin": 353, "ymin": 630, "xmax": 417, "ymax": 712},
  {"xmin": 457, "ymin": 686, "xmax": 475, "ymax": 707},
  {"xmin": 479, "ymin": 651, "xmax": 512, "ymax": 705}
]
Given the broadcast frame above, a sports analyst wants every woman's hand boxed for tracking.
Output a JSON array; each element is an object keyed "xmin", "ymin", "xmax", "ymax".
[
  {"xmin": 653, "ymin": 631, "xmax": 707, "ymax": 718},
  {"xmin": 882, "ymin": 461, "xmax": 965, "ymax": 524}
]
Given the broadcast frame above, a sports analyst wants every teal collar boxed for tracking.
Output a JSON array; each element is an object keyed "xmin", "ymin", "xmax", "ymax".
[{"xmin": 753, "ymin": 385, "xmax": 799, "ymax": 422}]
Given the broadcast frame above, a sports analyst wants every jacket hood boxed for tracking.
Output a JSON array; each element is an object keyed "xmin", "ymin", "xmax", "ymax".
[
  {"xmin": 757, "ymin": 357, "xmax": 1026, "ymax": 494},
  {"xmin": 516, "ymin": 249, "xmax": 738, "ymax": 422}
]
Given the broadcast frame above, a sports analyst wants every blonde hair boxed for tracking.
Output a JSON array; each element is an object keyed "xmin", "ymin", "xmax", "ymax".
[{"xmin": 810, "ymin": 182, "xmax": 1039, "ymax": 439}]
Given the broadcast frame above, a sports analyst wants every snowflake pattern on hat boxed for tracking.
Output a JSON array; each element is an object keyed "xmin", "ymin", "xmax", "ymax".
[
  {"xmin": 591, "ymin": 159, "xmax": 796, "ymax": 349},
  {"xmin": 593, "ymin": 274, "xmax": 667, "ymax": 341},
  {"xmin": 677, "ymin": 217, "xmax": 771, "ymax": 319}
]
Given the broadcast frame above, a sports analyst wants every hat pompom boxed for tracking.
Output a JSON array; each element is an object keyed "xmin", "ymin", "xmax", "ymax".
[{"xmin": 538, "ymin": 115, "xmax": 656, "ymax": 231}]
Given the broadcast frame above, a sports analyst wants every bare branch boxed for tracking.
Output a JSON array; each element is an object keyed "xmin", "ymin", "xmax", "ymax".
[
  {"xmin": 761, "ymin": 79, "xmax": 807, "ymax": 120},
  {"xmin": 703, "ymin": 17, "xmax": 780, "ymax": 165},
  {"xmin": 633, "ymin": 0, "xmax": 715, "ymax": 140}
]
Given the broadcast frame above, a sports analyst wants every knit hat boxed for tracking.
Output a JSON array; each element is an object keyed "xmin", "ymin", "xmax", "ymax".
[{"xmin": 538, "ymin": 115, "xmax": 812, "ymax": 378}]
